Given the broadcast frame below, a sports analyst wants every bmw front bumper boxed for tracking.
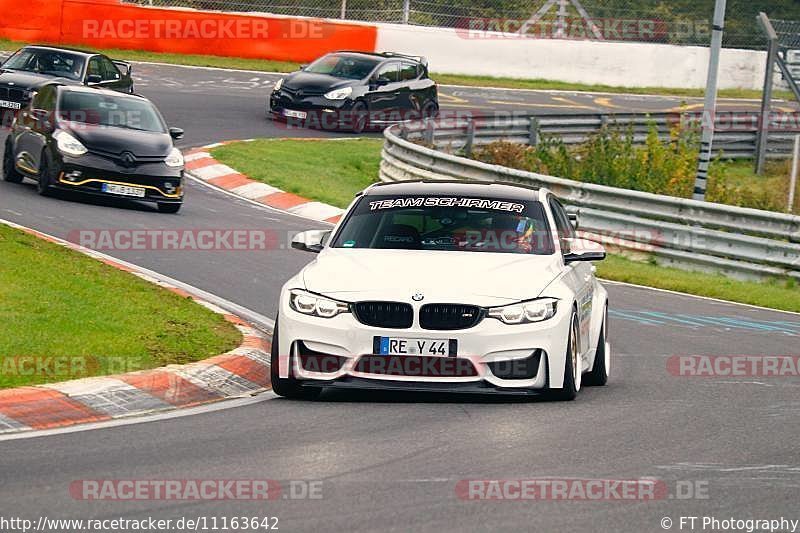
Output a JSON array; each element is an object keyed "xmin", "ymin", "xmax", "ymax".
[{"xmin": 276, "ymin": 294, "xmax": 575, "ymax": 393}]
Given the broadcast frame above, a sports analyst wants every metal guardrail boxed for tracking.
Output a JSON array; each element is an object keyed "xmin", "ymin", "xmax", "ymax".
[
  {"xmin": 380, "ymin": 116, "xmax": 800, "ymax": 281},
  {"xmin": 399, "ymin": 112, "xmax": 799, "ymax": 160}
]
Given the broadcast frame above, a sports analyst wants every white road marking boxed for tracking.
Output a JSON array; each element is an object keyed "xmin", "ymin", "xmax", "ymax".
[{"xmin": 601, "ymin": 279, "xmax": 800, "ymax": 317}]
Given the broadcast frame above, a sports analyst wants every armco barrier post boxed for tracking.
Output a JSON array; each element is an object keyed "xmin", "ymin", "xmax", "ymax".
[
  {"xmin": 529, "ymin": 117, "xmax": 539, "ymax": 146},
  {"xmin": 424, "ymin": 119, "xmax": 435, "ymax": 145},
  {"xmin": 464, "ymin": 118, "xmax": 476, "ymax": 157},
  {"xmin": 756, "ymin": 12, "xmax": 778, "ymax": 175},
  {"xmin": 790, "ymin": 135, "xmax": 799, "ymax": 213}
]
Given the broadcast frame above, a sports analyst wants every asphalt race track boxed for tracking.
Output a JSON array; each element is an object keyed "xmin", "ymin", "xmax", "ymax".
[{"xmin": 1, "ymin": 61, "xmax": 798, "ymax": 532}]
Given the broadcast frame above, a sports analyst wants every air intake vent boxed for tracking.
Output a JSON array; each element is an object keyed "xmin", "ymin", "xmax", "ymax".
[
  {"xmin": 419, "ymin": 304, "xmax": 484, "ymax": 330},
  {"xmin": 352, "ymin": 301, "xmax": 413, "ymax": 329}
]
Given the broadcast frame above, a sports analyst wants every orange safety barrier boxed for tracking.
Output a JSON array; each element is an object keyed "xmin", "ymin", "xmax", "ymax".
[{"xmin": 0, "ymin": 0, "xmax": 378, "ymax": 63}]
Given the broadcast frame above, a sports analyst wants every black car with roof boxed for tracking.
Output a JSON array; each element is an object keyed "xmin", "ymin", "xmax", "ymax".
[
  {"xmin": 0, "ymin": 45, "xmax": 133, "ymax": 120},
  {"xmin": 3, "ymin": 84, "xmax": 186, "ymax": 213},
  {"xmin": 268, "ymin": 51, "xmax": 439, "ymax": 133}
]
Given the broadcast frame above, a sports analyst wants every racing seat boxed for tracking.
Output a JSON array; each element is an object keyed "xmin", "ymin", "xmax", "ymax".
[{"xmin": 375, "ymin": 224, "xmax": 421, "ymax": 250}]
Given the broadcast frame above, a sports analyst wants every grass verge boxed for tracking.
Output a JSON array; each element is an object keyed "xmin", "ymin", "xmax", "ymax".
[
  {"xmin": 211, "ymin": 138, "xmax": 383, "ymax": 208},
  {"xmin": 212, "ymin": 138, "xmax": 800, "ymax": 313},
  {"xmin": 597, "ymin": 254, "xmax": 800, "ymax": 314},
  {"xmin": 0, "ymin": 224, "xmax": 242, "ymax": 388},
  {"xmin": 0, "ymin": 38, "xmax": 787, "ymax": 100}
]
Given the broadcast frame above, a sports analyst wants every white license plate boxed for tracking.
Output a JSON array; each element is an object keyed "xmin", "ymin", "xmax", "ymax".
[
  {"xmin": 0, "ymin": 100, "xmax": 21, "ymax": 110},
  {"xmin": 379, "ymin": 337, "xmax": 452, "ymax": 357},
  {"xmin": 102, "ymin": 183, "xmax": 146, "ymax": 198},
  {"xmin": 283, "ymin": 109, "xmax": 307, "ymax": 119}
]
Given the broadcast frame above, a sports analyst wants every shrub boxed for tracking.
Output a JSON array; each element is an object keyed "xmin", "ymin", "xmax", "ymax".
[{"xmin": 471, "ymin": 121, "xmax": 792, "ymax": 212}]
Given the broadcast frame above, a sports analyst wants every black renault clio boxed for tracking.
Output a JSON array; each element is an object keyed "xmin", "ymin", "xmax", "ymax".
[
  {"xmin": 2, "ymin": 84, "xmax": 185, "ymax": 213},
  {"xmin": 269, "ymin": 51, "xmax": 439, "ymax": 133}
]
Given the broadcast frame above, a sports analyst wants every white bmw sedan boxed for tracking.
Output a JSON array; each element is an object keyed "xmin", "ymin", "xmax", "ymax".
[{"xmin": 273, "ymin": 181, "xmax": 610, "ymax": 400}]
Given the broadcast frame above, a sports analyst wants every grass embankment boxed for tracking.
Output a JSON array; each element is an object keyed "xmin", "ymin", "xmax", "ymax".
[
  {"xmin": 597, "ymin": 255, "xmax": 800, "ymax": 313},
  {"xmin": 212, "ymin": 138, "xmax": 383, "ymax": 208},
  {"xmin": 0, "ymin": 224, "xmax": 242, "ymax": 388},
  {"xmin": 213, "ymin": 138, "xmax": 800, "ymax": 313},
  {"xmin": 0, "ymin": 38, "xmax": 788, "ymax": 100}
]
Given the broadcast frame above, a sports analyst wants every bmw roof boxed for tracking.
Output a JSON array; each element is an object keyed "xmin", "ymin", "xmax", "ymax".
[
  {"xmin": 23, "ymin": 45, "xmax": 99, "ymax": 57},
  {"xmin": 362, "ymin": 180, "xmax": 542, "ymax": 201}
]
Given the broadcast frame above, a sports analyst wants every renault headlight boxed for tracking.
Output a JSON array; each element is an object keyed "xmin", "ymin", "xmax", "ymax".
[
  {"xmin": 273, "ymin": 78, "xmax": 284, "ymax": 92},
  {"xmin": 53, "ymin": 130, "xmax": 88, "ymax": 157},
  {"xmin": 324, "ymin": 86, "xmax": 353, "ymax": 100},
  {"xmin": 289, "ymin": 289, "xmax": 350, "ymax": 319},
  {"xmin": 165, "ymin": 147, "xmax": 184, "ymax": 168},
  {"xmin": 487, "ymin": 298, "xmax": 558, "ymax": 325}
]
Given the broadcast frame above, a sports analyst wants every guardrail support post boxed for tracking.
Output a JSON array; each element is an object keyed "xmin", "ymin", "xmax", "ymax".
[
  {"xmin": 790, "ymin": 135, "xmax": 799, "ymax": 213},
  {"xmin": 424, "ymin": 119, "xmax": 435, "ymax": 145},
  {"xmin": 693, "ymin": 0, "xmax": 727, "ymax": 201},
  {"xmin": 528, "ymin": 117, "xmax": 540, "ymax": 146},
  {"xmin": 756, "ymin": 12, "xmax": 778, "ymax": 175},
  {"xmin": 464, "ymin": 118, "xmax": 476, "ymax": 157}
]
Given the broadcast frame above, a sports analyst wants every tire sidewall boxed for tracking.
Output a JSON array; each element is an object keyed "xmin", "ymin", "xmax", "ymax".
[{"xmin": 351, "ymin": 101, "xmax": 368, "ymax": 134}]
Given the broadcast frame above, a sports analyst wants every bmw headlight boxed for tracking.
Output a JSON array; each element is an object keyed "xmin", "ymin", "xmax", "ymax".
[
  {"xmin": 324, "ymin": 86, "xmax": 353, "ymax": 100},
  {"xmin": 165, "ymin": 147, "xmax": 184, "ymax": 168},
  {"xmin": 53, "ymin": 130, "xmax": 88, "ymax": 157},
  {"xmin": 289, "ymin": 289, "xmax": 350, "ymax": 319},
  {"xmin": 487, "ymin": 298, "xmax": 558, "ymax": 325},
  {"xmin": 273, "ymin": 78, "xmax": 284, "ymax": 92}
]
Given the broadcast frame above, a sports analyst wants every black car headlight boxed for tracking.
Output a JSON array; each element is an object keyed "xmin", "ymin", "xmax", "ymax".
[
  {"xmin": 165, "ymin": 148, "xmax": 184, "ymax": 168},
  {"xmin": 53, "ymin": 130, "xmax": 88, "ymax": 157},
  {"xmin": 487, "ymin": 298, "xmax": 559, "ymax": 325},
  {"xmin": 324, "ymin": 87, "xmax": 353, "ymax": 100},
  {"xmin": 289, "ymin": 289, "xmax": 350, "ymax": 319}
]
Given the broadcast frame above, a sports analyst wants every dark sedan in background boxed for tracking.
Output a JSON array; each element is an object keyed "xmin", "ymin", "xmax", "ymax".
[
  {"xmin": 268, "ymin": 51, "xmax": 439, "ymax": 133},
  {"xmin": 0, "ymin": 45, "xmax": 134, "ymax": 122},
  {"xmin": 3, "ymin": 84, "xmax": 186, "ymax": 213}
]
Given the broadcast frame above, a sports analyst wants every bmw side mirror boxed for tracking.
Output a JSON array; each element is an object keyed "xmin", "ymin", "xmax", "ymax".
[
  {"xmin": 563, "ymin": 238, "xmax": 606, "ymax": 263},
  {"xmin": 169, "ymin": 127, "xmax": 184, "ymax": 140},
  {"xmin": 292, "ymin": 230, "xmax": 332, "ymax": 254},
  {"xmin": 86, "ymin": 74, "xmax": 102, "ymax": 85}
]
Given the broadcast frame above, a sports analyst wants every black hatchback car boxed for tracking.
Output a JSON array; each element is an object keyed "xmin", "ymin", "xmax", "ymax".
[
  {"xmin": 0, "ymin": 45, "xmax": 134, "ymax": 122},
  {"xmin": 268, "ymin": 51, "xmax": 438, "ymax": 132},
  {"xmin": 2, "ymin": 84, "xmax": 185, "ymax": 213}
]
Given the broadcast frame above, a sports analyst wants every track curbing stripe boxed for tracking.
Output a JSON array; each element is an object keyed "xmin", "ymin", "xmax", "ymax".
[
  {"xmin": 0, "ymin": 218, "xmax": 273, "ymax": 435},
  {"xmin": 187, "ymin": 140, "xmax": 346, "ymax": 225}
]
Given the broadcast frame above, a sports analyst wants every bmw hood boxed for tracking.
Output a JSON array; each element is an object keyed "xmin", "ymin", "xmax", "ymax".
[
  {"xmin": 0, "ymin": 70, "xmax": 76, "ymax": 90},
  {"xmin": 64, "ymin": 123, "xmax": 173, "ymax": 158},
  {"xmin": 301, "ymin": 249, "xmax": 563, "ymax": 306},
  {"xmin": 283, "ymin": 71, "xmax": 354, "ymax": 94}
]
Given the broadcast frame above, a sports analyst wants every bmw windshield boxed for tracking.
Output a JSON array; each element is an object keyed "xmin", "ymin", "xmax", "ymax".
[
  {"xmin": 2, "ymin": 49, "xmax": 84, "ymax": 81},
  {"xmin": 332, "ymin": 195, "xmax": 555, "ymax": 255},
  {"xmin": 304, "ymin": 54, "xmax": 380, "ymax": 80}
]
